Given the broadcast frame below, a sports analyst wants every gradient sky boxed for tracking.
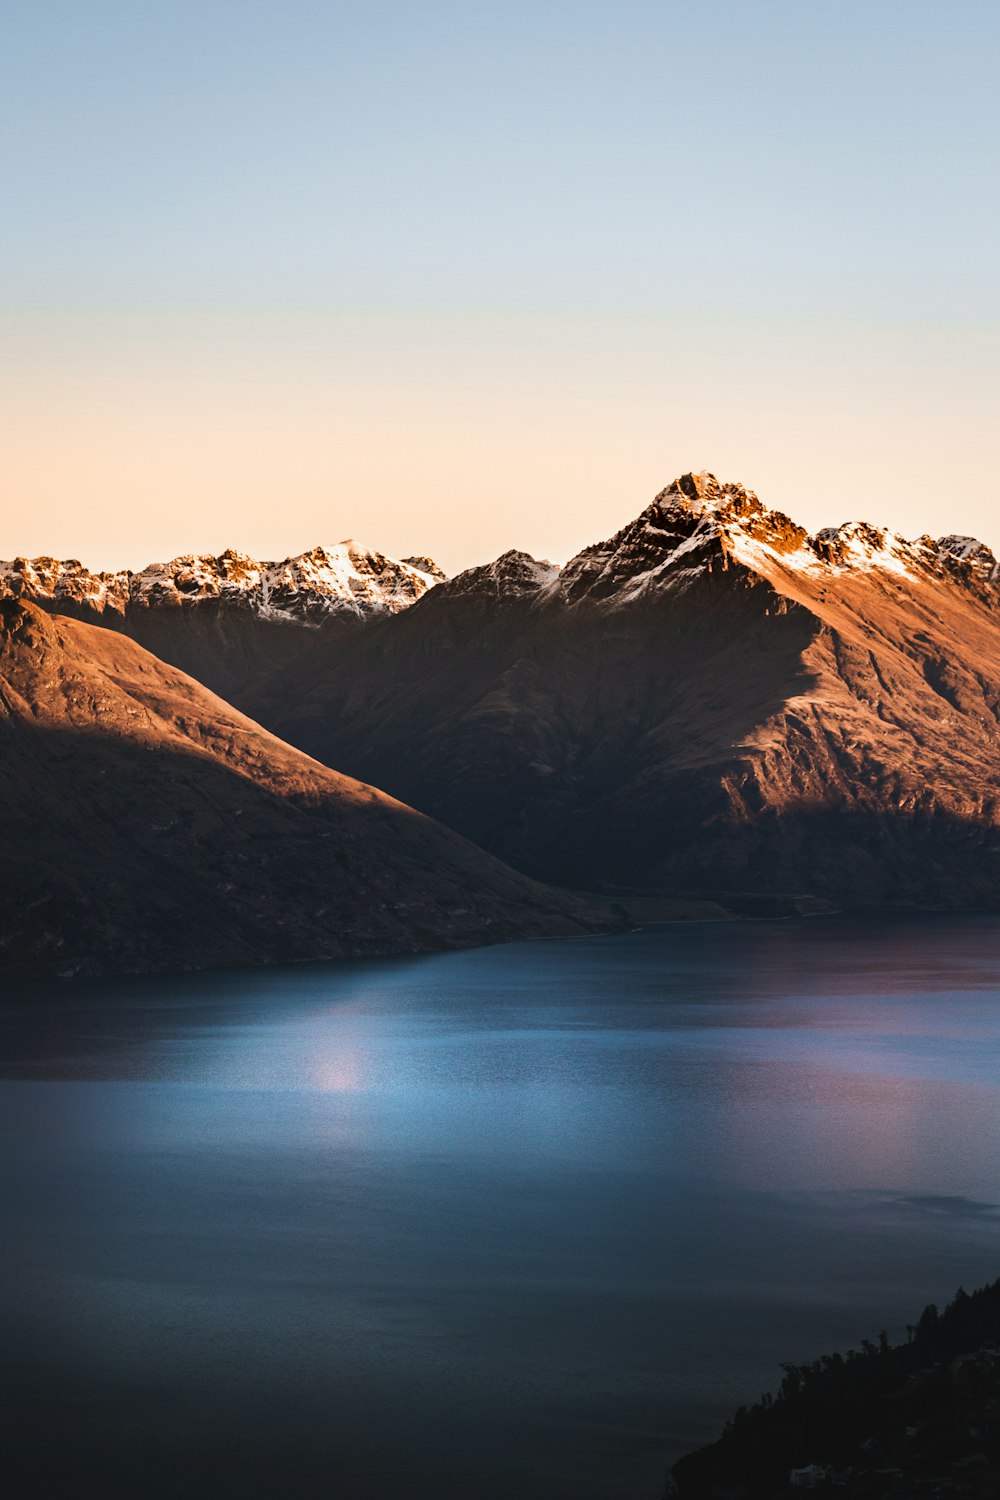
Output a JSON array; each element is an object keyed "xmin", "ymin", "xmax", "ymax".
[{"xmin": 2, "ymin": 0, "xmax": 998, "ymax": 574}]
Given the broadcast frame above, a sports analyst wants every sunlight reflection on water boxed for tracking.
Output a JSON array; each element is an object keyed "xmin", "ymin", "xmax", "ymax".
[{"xmin": 3, "ymin": 915, "xmax": 1000, "ymax": 1498}]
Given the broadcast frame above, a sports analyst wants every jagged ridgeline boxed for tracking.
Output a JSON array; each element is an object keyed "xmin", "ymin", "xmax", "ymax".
[
  {"xmin": 6, "ymin": 473, "xmax": 1000, "ymax": 909},
  {"xmin": 671, "ymin": 1279, "xmax": 1000, "ymax": 1498},
  {"xmin": 0, "ymin": 542, "xmax": 446, "ymax": 708}
]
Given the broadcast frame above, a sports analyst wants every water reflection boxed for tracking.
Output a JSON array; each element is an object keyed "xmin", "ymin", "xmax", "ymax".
[{"xmin": 3, "ymin": 915, "xmax": 1000, "ymax": 1499}]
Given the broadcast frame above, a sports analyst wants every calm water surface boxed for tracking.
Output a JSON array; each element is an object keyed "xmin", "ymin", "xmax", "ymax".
[{"xmin": 3, "ymin": 917, "xmax": 1000, "ymax": 1498}]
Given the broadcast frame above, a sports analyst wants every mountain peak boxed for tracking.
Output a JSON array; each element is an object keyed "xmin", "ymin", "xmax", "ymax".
[
  {"xmin": 557, "ymin": 473, "xmax": 1000, "ymax": 608},
  {"xmin": 402, "ymin": 555, "xmax": 448, "ymax": 582},
  {"xmin": 655, "ymin": 471, "xmax": 804, "ymax": 537},
  {"xmin": 557, "ymin": 473, "xmax": 810, "ymax": 605},
  {"xmin": 653, "ymin": 470, "xmax": 750, "ymax": 516},
  {"xmin": 936, "ymin": 533, "xmax": 1000, "ymax": 582},
  {"xmin": 445, "ymin": 550, "xmax": 560, "ymax": 599},
  {"xmin": 670, "ymin": 470, "xmax": 720, "ymax": 504}
]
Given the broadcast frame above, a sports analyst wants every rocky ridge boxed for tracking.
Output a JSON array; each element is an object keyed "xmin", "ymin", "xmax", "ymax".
[
  {"xmin": 0, "ymin": 540, "xmax": 444, "ymax": 624},
  {"xmin": 445, "ymin": 550, "xmax": 561, "ymax": 598},
  {"xmin": 542, "ymin": 470, "xmax": 1000, "ymax": 608},
  {"xmin": 5, "ymin": 475, "xmax": 996, "ymax": 624}
]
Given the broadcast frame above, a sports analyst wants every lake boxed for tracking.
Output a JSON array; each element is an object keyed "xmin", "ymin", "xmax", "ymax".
[{"xmin": 3, "ymin": 916, "xmax": 1000, "ymax": 1498}]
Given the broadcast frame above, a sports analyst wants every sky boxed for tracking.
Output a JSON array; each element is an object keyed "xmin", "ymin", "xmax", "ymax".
[{"xmin": 1, "ymin": 0, "xmax": 998, "ymax": 574}]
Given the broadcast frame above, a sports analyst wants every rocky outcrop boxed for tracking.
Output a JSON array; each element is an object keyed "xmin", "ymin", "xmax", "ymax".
[
  {"xmin": 446, "ymin": 551, "xmax": 560, "ymax": 598},
  {"xmin": 0, "ymin": 540, "xmax": 442, "ymax": 622}
]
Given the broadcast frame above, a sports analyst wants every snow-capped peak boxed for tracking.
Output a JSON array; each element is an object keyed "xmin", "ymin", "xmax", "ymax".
[
  {"xmin": 401, "ymin": 555, "xmax": 448, "ymax": 583},
  {"xmin": 0, "ymin": 556, "xmax": 133, "ymax": 616},
  {"xmin": 444, "ymin": 550, "xmax": 560, "ymax": 599},
  {"xmin": 556, "ymin": 472, "xmax": 810, "ymax": 604},
  {"xmin": 252, "ymin": 541, "xmax": 440, "ymax": 619},
  {"xmin": 554, "ymin": 472, "xmax": 1000, "ymax": 607},
  {"xmin": 810, "ymin": 521, "xmax": 919, "ymax": 577},
  {"xmin": 0, "ymin": 541, "xmax": 445, "ymax": 623},
  {"xmin": 936, "ymin": 534, "xmax": 1000, "ymax": 582}
]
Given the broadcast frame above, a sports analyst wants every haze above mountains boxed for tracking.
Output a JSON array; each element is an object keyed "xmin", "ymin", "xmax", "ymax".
[{"xmin": 4, "ymin": 471, "xmax": 1000, "ymax": 976}]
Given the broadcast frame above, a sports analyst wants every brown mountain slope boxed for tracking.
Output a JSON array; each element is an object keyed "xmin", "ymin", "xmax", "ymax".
[
  {"xmin": 249, "ymin": 475, "xmax": 1000, "ymax": 907},
  {"xmin": 0, "ymin": 542, "xmax": 445, "ymax": 709},
  {"xmin": 0, "ymin": 599, "xmax": 600, "ymax": 977}
]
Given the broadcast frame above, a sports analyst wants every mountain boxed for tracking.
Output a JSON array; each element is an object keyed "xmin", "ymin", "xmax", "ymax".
[
  {"xmin": 0, "ymin": 542, "xmax": 444, "ymax": 706},
  {"xmin": 246, "ymin": 473, "xmax": 1000, "ymax": 909},
  {"xmin": 0, "ymin": 540, "xmax": 444, "ymax": 622},
  {"xmin": 0, "ymin": 597, "xmax": 601, "ymax": 978}
]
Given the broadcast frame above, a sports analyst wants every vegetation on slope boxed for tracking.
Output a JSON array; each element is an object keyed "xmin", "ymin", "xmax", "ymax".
[{"xmin": 672, "ymin": 1280, "xmax": 1000, "ymax": 1498}]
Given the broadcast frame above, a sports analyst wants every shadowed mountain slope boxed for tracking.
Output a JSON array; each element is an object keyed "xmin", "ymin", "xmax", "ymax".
[
  {"xmin": 0, "ymin": 541, "xmax": 444, "ymax": 708},
  {"xmin": 254, "ymin": 475, "xmax": 1000, "ymax": 907},
  {"xmin": 0, "ymin": 599, "xmax": 599, "ymax": 977}
]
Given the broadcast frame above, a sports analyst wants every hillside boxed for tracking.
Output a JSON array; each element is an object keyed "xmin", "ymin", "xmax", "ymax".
[
  {"xmin": 672, "ymin": 1279, "xmax": 1000, "ymax": 1498},
  {"xmin": 0, "ymin": 598, "xmax": 600, "ymax": 977}
]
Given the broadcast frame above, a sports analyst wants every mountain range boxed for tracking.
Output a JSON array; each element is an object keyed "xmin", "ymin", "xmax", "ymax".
[
  {"xmin": 252, "ymin": 473, "xmax": 1000, "ymax": 907},
  {"xmin": 5, "ymin": 470, "xmax": 1000, "ymax": 974},
  {"xmin": 0, "ymin": 542, "xmax": 444, "ymax": 710}
]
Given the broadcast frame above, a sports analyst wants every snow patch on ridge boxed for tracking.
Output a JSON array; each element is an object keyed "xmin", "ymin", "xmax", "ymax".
[
  {"xmin": 0, "ymin": 556, "xmax": 132, "ymax": 615},
  {"xmin": 1, "ymin": 542, "xmax": 445, "ymax": 623},
  {"xmin": 810, "ymin": 522, "xmax": 918, "ymax": 578},
  {"xmin": 937, "ymin": 535, "xmax": 1000, "ymax": 582},
  {"xmin": 554, "ymin": 471, "xmax": 1000, "ymax": 608},
  {"xmin": 4, "ymin": 474, "xmax": 998, "ymax": 625},
  {"xmin": 447, "ymin": 550, "xmax": 560, "ymax": 598}
]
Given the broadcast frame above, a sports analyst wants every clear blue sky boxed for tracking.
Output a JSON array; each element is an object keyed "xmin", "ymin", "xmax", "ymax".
[{"xmin": 2, "ymin": 0, "xmax": 998, "ymax": 570}]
